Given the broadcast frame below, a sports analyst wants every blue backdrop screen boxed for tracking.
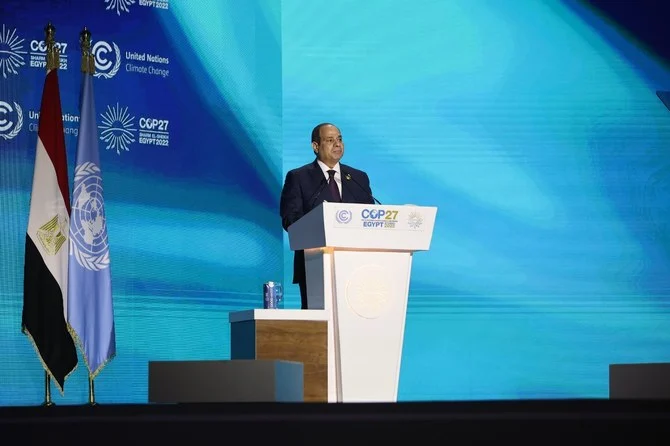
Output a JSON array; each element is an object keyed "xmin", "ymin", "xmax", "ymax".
[{"xmin": 0, "ymin": 0, "xmax": 669, "ymax": 405}]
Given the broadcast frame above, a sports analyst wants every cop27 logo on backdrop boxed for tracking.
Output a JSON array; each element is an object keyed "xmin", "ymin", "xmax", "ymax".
[
  {"xmin": 98, "ymin": 102, "xmax": 170, "ymax": 154},
  {"xmin": 105, "ymin": 0, "xmax": 135, "ymax": 15},
  {"xmin": 99, "ymin": 103, "xmax": 137, "ymax": 155},
  {"xmin": 92, "ymin": 40, "xmax": 121, "ymax": 79},
  {"xmin": 0, "ymin": 25, "xmax": 27, "ymax": 78},
  {"xmin": 0, "ymin": 101, "xmax": 23, "ymax": 140},
  {"xmin": 105, "ymin": 0, "xmax": 169, "ymax": 15},
  {"xmin": 29, "ymin": 38, "xmax": 69, "ymax": 70}
]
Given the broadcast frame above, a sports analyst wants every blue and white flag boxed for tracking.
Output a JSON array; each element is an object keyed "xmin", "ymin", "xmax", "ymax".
[{"xmin": 67, "ymin": 72, "xmax": 116, "ymax": 378}]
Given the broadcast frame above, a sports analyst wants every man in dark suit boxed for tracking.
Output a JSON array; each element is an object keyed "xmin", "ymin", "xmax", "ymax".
[{"xmin": 280, "ymin": 122, "xmax": 376, "ymax": 309}]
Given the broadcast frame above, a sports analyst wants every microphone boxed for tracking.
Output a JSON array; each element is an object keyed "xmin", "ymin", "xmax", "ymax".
[
  {"xmin": 343, "ymin": 171, "xmax": 382, "ymax": 205},
  {"xmin": 307, "ymin": 177, "xmax": 328, "ymax": 209}
]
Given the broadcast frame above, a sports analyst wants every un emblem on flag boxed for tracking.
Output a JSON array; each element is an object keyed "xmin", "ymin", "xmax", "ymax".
[{"xmin": 70, "ymin": 162, "xmax": 110, "ymax": 271}]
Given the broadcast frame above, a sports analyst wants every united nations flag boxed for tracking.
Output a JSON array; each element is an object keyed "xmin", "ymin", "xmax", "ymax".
[{"xmin": 66, "ymin": 28, "xmax": 116, "ymax": 381}]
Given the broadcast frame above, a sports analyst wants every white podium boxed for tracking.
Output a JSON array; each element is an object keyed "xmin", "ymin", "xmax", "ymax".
[{"xmin": 288, "ymin": 202, "xmax": 437, "ymax": 402}]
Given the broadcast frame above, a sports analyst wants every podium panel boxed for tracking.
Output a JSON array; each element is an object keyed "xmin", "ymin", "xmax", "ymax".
[
  {"xmin": 332, "ymin": 250, "xmax": 412, "ymax": 402},
  {"xmin": 289, "ymin": 203, "xmax": 437, "ymax": 252},
  {"xmin": 287, "ymin": 202, "xmax": 437, "ymax": 403}
]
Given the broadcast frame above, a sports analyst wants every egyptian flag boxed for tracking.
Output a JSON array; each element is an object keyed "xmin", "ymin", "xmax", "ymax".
[{"xmin": 22, "ymin": 68, "xmax": 78, "ymax": 393}]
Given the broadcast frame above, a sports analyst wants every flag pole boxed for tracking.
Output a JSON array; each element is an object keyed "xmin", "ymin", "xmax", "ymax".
[
  {"xmin": 38, "ymin": 22, "xmax": 60, "ymax": 409},
  {"xmin": 88, "ymin": 376, "xmax": 97, "ymax": 406},
  {"xmin": 45, "ymin": 22, "xmax": 59, "ymax": 72},
  {"xmin": 79, "ymin": 27, "xmax": 99, "ymax": 407},
  {"xmin": 80, "ymin": 26, "xmax": 95, "ymax": 75},
  {"xmin": 42, "ymin": 372, "xmax": 54, "ymax": 406},
  {"xmin": 42, "ymin": 22, "xmax": 56, "ymax": 410}
]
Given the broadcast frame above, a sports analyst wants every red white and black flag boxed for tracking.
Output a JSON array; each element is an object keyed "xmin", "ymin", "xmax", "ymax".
[{"xmin": 22, "ymin": 67, "xmax": 78, "ymax": 393}]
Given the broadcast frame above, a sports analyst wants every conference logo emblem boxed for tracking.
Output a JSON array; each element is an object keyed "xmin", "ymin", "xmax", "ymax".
[
  {"xmin": 92, "ymin": 40, "xmax": 121, "ymax": 79},
  {"xmin": 99, "ymin": 103, "xmax": 170, "ymax": 153},
  {"xmin": 105, "ymin": 0, "xmax": 170, "ymax": 15},
  {"xmin": 105, "ymin": 0, "xmax": 135, "ymax": 15},
  {"xmin": 0, "ymin": 25, "xmax": 27, "ymax": 78},
  {"xmin": 29, "ymin": 38, "xmax": 69, "ymax": 71},
  {"xmin": 138, "ymin": 116, "xmax": 170, "ymax": 147},
  {"xmin": 408, "ymin": 211, "xmax": 423, "ymax": 229},
  {"xmin": 99, "ymin": 103, "xmax": 136, "ymax": 155},
  {"xmin": 26, "ymin": 109, "xmax": 79, "ymax": 137},
  {"xmin": 361, "ymin": 208, "xmax": 398, "ymax": 229},
  {"xmin": 92, "ymin": 39, "xmax": 171, "ymax": 79},
  {"xmin": 70, "ymin": 162, "xmax": 110, "ymax": 271},
  {"xmin": 336, "ymin": 209, "xmax": 352, "ymax": 224},
  {"xmin": 0, "ymin": 101, "xmax": 23, "ymax": 140}
]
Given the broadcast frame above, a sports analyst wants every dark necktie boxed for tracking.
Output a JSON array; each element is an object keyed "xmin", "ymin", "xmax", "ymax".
[{"xmin": 327, "ymin": 169, "xmax": 341, "ymax": 202}]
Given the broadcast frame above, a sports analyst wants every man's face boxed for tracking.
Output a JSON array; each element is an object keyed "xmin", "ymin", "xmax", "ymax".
[{"xmin": 313, "ymin": 125, "xmax": 344, "ymax": 168}]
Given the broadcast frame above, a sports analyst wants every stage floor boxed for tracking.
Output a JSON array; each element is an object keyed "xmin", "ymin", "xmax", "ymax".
[{"xmin": 1, "ymin": 399, "xmax": 669, "ymax": 443}]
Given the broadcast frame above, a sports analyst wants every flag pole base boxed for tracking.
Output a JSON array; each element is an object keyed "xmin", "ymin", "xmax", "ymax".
[
  {"xmin": 88, "ymin": 376, "xmax": 97, "ymax": 406},
  {"xmin": 42, "ymin": 371, "xmax": 55, "ymax": 406}
]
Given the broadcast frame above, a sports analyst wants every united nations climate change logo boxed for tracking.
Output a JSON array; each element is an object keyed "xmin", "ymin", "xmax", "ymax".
[
  {"xmin": 105, "ymin": 0, "xmax": 135, "ymax": 15},
  {"xmin": 70, "ymin": 162, "xmax": 110, "ymax": 271},
  {"xmin": 336, "ymin": 209, "xmax": 352, "ymax": 224},
  {"xmin": 0, "ymin": 101, "xmax": 23, "ymax": 140},
  {"xmin": 92, "ymin": 41, "xmax": 121, "ymax": 79},
  {"xmin": 99, "ymin": 102, "xmax": 136, "ymax": 155},
  {"xmin": 0, "ymin": 24, "xmax": 27, "ymax": 78}
]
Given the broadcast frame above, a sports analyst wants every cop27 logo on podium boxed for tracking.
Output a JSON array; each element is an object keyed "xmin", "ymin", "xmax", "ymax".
[
  {"xmin": 0, "ymin": 101, "xmax": 23, "ymax": 140},
  {"xmin": 0, "ymin": 25, "xmax": 27, "ymax": 78}
]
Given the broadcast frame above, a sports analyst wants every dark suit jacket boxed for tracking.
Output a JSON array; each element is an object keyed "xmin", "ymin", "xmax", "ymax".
[{"xmin": 280, "ymin": 159, "xmax": 375, "ymax": 285}]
